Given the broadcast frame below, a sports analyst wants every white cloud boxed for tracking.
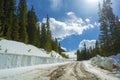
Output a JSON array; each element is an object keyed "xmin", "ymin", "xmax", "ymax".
[
  {"xmin": 66, "ymin": 12, "xmax": 76, "ymax": 19},
  {"xmin": 94, "ymin": 22, "xmax": 100, "ymax": 26},
  {"xmin": 50, "ymin": 0, "xmax": 62, "ymax": 10},
  {"xmin": 66, "ymin": 12, "xmax": 75, "ymax": 16},
  {"xmin": 79, "ymin": 40, "xmax": 96, "ymax": 49},
  {"xmin": 85, "ymin": 18, "xmax": 90, "ymax": 23},
  {"xmin": 41, "ymin": 12, "xmax": 95, "ymax": 39}
]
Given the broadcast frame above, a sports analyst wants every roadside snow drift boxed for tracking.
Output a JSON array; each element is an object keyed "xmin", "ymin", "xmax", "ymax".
[
  {"xmin": 91, "ymin": 54, "xmax": 120, "ymax": 70},
  {"xmin": 0, "ymin": 39, "xmax": 69, "ymax": 69},
  {"xmin": 0, "ymin": 39, "xmax": 62, "ymax": 58}
]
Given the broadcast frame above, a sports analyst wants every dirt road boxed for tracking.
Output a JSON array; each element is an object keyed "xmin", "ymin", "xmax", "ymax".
[{"xmin": 0, "ymin": 62, "xmax": 101, "ymax": 80}]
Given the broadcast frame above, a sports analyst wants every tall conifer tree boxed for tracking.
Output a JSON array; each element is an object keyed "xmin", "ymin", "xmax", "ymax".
[
  {"xmin": 18, "ymin": 0, "xmax": 28, "ymax": 43},
  {"xmin": 45, "ymin": 16, "xmax": 52, "ymax": 52}
]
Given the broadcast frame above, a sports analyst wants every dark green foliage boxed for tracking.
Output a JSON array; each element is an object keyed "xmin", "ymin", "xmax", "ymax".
[
  {"xmin": 45, "ymin": 16, "xmax": 52, "ymax": 52},
  {"xmin": 0, "ymin": 21, "xmax": 3, "ymax": 37},
  {"xmin": 53, "ymin": 38, "xmax": 59, "ymax": 52},
  {"xmin": 0, "ymin": 0, "xmax": 16, "ymax": 39},
  {"xmin": 11, "ymin": 15, "xmax": 19, "ymax": 41},
  {"xmin": 40, "ymin": 23, "xmax": 47, "ymax": 48},
  {"xmin": 6, "ymin": 0, "xmax": 15, "ymax": 39},
  {"xmin": 0, "ymin": 0, "xmax": 4, "ymax": 37},
  {"xmin": 77, "ymin": 41, "xmax": 101, "ymax": 61},
  {"xmin": 98, "ymin": 0, "xmax": 120, "ymax": 56},
  {"xmin": 0, "ymin": 0, "xmax": 65, "ymax": 58},
  {"xmin": 27, "ymin": 6, "xmax": 39, "ymax": 47},
  {"xmin": 18, "ymin": 0, "xmax": 28, "ymax": 43},
  {"xmin": 36, "ymin": 24, "xmax": 41, "ymax": 48},
  {"xmin": 77, "ymin": 50, "xmax": 81, "ymax": 61}
]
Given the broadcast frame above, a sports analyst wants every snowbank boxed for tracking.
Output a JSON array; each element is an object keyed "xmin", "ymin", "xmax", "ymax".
[
  {"xmin": 91, "ymin": 54, "xmax": 120, "ymax": 70},
  {"xmin": 0, "ymin": 39, "xmax": 61, "ymax": 58},
  {"xmin": 0, "ymin": 62, "xmax": 70, "ymax": 79},
  {"xmin": 84, "ymin": 61, "xmax": 120, "ymax": 80},
  {"xmin": 0, "ymin": 39, "xmax": 70, "ymax": 69}
]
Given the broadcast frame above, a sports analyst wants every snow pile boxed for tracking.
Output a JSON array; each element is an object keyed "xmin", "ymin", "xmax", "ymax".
[
  {"xmin": 0, "ymin": 39, "xmax": 62, "ymax": 58},
  {"xmin": 84, "ymin": 61, "xmax": 120, "ymax": 80},
  {"xmin": 110, "ymin": 54, "xmax": 120, "ymax": 66},
  {"xmin": 91, "ymin": 54, "xmax": 120, "ymax": 70}
]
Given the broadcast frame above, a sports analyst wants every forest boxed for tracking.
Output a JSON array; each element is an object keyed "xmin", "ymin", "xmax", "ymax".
[
  {"xmin": 0, "ymin": 0, "xmax": 68, "ymax": 58},
  {"xmin": 77, "ymin": 0, "xmax": 120, "ymax": 61}
]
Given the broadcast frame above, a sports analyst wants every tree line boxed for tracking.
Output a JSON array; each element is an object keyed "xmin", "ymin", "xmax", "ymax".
[
  {"xmin": 77, "ymin": 0, "xmax": 120, "ymax": 61},
  {"xmin": 0, "ymin": 0, "xmax": 68, "ymax": 58}
]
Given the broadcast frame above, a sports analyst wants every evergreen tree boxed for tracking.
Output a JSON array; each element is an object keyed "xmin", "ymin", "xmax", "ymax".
[
  {"xmin": 76, "ymin": 50, "xmax": 81, "ymax": 61},
  {"xmin": 36, "ymin": 24, "xmax": 41, "ymax": 48},
  {"xmin": 18, "ymin": 0, "xmax": 28, "ymax": 43},
  {"xmin": 82, "ymin": 43, "xmax": 87, "ymax": 60},
  {"xmin": 54, "ymin": 38, "xmax": 59, "ymax": 52},
  {"xmin": 58, "ymin": 43, "xmax": 62, "ymax": 54},
  {"xmin": 11, "ymin": 15, "xmax": 19, "ymax": 41},
  {"xmin": 94, "ymin": 41, "xmax": 100, "ymax": 55},
  {"xmin": 45, "ymin": 16, "xmax": 52, "ymax": 52},
  {"xmin": 1, "ymin": 0, "xmax": 15, "ymax": 39},
  {"xmin": 6, "ymin": 0, "xmax": 15, "ymax": 39},
  {"xmin": 0, "ymin": 0, "xmax": 4, "ymax": 37},
  {"xmin": 98, "ymin": 0, "xmax": 120, "ymax": 56},
  {"xmin": 0, "ymin": 21, "xmax": 3, "ymax": 37},
  {"xmin": 40, "ymin": 23, "xmax": 47, "ymax": 48},
  {"xmin": 27, "ymin": 6, "xmax": 39, "ymax": 46}
]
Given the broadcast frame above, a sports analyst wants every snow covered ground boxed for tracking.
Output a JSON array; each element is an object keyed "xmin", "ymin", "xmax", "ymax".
[
  {"xmin": 0, "ymin": 39, "xmax": 70, "ymax": 69},
  {"xmin": 63, "ymin": 50, "xmax": 77, "ymax": 60},
  {"xmin": 0, "ymin": 61, "xmax": 119, "ymax": 80},
  {"xmin": 0, "ymin": 39, "xmax": 62, "ymax": 58},
  {"xmin": 90, "ymin": 54, "xmax": 120, "ymax": 80},
  {"xmin": 84, "ymin": 61, "xmax": 120, "ymax": 80},
  {"xmin": 91, "ymin": 54, "xmax": 120, "ymax": 70},
  {"xmin": 0, "ymin": 39, "xmax": 119, "ymax": 80},
  {"xmin": 0, "ymin": 62, "xmax": 70, "ymax": 79}
]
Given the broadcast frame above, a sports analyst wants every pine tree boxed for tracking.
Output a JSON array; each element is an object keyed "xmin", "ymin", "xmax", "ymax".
[
  {"xmin": 18, "ymin": 0, "xmax": 28, "ymax": 43},
  {"xmin": 54, "ymin": 38, "xmax": 59, "ymax": 52},
  {"xmin": 11, "ymin": 15, "xmax": 19, "ymax": 41},
  {"xmin": 94, "ymin": 41, "xmax": 100, "ymax": 55},
  {"xmin": 98, "ymin": 0, "xmax": 119, "ymax": 56},
  {"xmin": 40, "ymin": 23, "xmax": 47, "ymax": 48},
  {"xmin": 112, "ymin": 16, "xmax": 120, "ymax": 54},
  {"xmin": 0, "ymin": 0, "xmax": 4, "ymax": 37},
  {"xmin": 58, "ymin": 43, "xmax": 62, "ymax": 54},
  {"xmin": 27, "ymin": 6, "xmax": 39, "ymax": 46},
  {"xmin": 6, "ymin": 0, "xmax": 15, "ymax": 39},
  {"xmin": 76, "ymin": 50, "xmax": 81, "ymax": 61},
  {"xmin": 1, "ymin": 0, "xmax": 15, "ymax": 39},
  {"xmin": 45, "ymin": 16, "xmax": 52, "ymax": 52},
  {"xmin": 36, "ymin": 24, "xmax": 41, "ymax": 48},
  {"xmin": 82, "ymin": 43, "xmax": 87, "ymax": 60}
]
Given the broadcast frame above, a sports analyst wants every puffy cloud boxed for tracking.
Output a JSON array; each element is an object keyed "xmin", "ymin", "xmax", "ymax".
[
  {"xmin": 41, "ymin": 12, "xmax": 95, "ymax": 39},
  {"xmin": 66, "ymin": 12, "xmax": 75, "ymax": 16},
  {"xmin": 85, "ymin": 18, "xmax": 90, "ymax": 23},
  {"xmin": 79, "ymin": 40, "xmax": 96, "ymax": 49}
]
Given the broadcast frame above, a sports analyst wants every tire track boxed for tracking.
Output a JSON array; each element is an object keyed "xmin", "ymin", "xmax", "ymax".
[{"xmin": 0, "ymin": 62, "xmax": 102, "ymax": 80}]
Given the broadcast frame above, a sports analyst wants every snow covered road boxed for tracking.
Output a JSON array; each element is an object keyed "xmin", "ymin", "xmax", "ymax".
[{"xmin": 0, "ymin": 61, "xmax": 119, "ymax": 80}]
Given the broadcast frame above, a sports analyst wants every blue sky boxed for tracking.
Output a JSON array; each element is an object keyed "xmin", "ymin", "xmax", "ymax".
[{"xmin": 22, "ymin": 0, "xmax": 120, "ymax": 51}]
